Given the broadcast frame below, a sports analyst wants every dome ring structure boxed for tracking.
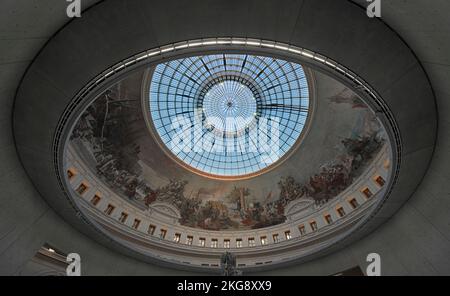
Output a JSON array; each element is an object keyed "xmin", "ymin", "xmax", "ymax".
[{"xmin": 143, "ymin": 53, "xmax": 313, "ymax": 180}]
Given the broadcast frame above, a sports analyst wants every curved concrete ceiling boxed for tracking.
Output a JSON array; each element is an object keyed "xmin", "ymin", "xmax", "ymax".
[{"xmin": 0, "ymin": 0, "xmax": 449, "ymax": 275}]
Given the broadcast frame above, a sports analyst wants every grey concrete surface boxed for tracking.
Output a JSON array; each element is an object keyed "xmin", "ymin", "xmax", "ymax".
[{"xmin": 0, "ymin": 0, "xmax": 449, "ymax": 275}]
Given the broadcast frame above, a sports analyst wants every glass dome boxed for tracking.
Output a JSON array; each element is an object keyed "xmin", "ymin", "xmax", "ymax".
[{"xmin": 148, "ymin": 54, "xmax": 310, "ymax": 178}]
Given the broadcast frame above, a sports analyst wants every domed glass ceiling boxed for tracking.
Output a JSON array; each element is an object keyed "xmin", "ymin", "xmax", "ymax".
[{"xmin": 148, "ymin": 54, "xmax": 310, "ymax": 178}]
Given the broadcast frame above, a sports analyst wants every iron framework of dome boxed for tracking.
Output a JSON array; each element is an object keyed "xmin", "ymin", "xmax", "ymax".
[
  {"xmin": 51, "ymin": 38, "xmax": 399, "ymax": 272},
  {"xmin": 147, "ymin": 54, "xmax": 311, "ymax": 179}
]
